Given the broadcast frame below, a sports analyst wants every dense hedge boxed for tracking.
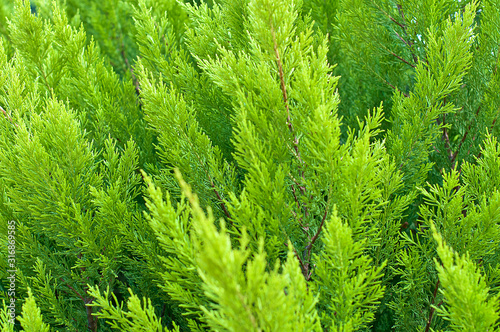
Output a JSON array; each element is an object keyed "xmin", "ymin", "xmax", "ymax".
[{"xmin": 1, "ymin": 0, "xmax": 500, "ymax": 331}]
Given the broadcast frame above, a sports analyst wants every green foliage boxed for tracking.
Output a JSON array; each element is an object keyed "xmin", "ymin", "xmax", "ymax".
[
  {"xmin": 88, "ymin": 286, "xmax": 181, "ymax": 332},
  {"xmin": 141, "ymin": 170, "xmax": 208, "ymax": 327},
  {"xmin": 432, "ymin": 224, "xmax": 500, "ymax": 331},
  {"xmin": 1, "ymin": 0, "xmax": 500, "ymax": 331},
  {"xmin": 386, "ymin": 0, "xmax": 478, "ymax": 191},
  {"xmin": 179, "ymin": 170, "xmax": 321, "ymax": 331},
  {"xmin": 314, "ymin": 208, "xmax": 386, "ymax": 331},
  {"xmin": 17, "ymin": 288, "xmax": 50, "ymax": 332}
]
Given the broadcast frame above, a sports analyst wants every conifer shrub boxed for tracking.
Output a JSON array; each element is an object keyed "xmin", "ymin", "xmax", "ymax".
[{"xmin": 0, "ymin": 0, "xmax": 499, "ymax": 331}]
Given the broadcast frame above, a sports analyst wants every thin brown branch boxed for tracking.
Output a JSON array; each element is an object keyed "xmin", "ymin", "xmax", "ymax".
[
  {"xmin": 294, "ymin": 245, "xmax": 309, "ymax": 278},
  {"xmin": 270, "ymin": 23, "xmax": 292, "ymax": 134},
  {"xmin": 59, "ymin": 277, "xmax": 85, "ymax": 302},
  {"xmin": 374, "ymin": 1, "xmax": 419, "ymax": 65},
  {"xmin": 0, "ymin": 105, "xmax": 18, "ymax": 128},
  {"xmin": 425, "ymin": 279, "xmax": 440, "ymax": 332},
  {"xmin": 389, "ymin": 50, "xmax": 416, "ymax": 68},
  {"xmin": 369, "ymin": 2, "xmax": 417, "ymax": 69},
  {"xmin": 0, "ymin": 105, "xmax": 11, "ymax": 121},
  {"xmin": 177, "ymin": 124, "xmax": 234, "ymax": 226},
  {"xmin": 397, "ymin": 5, "xmax": 407, "ymax": 27},
  {"xmin": 57, "ymin": 283, "xmax": 95, "ymax": 330},
  {"xmin": 288, "ymin": 172, "xmax": 306, "ymax": 195},
  {"xmin": 383, "ymin": 75, "xmax": 409, "ymax": 97},
  {"xmin": 161, "ymin": 303, "xmax": 167, "ymax": 321},
  {"xmin": 493, "ymin": 116, "xmax": 499, "ymax": 128},
  {"xmin": 85, "ymin": 297, "xmax": 98, "ymax": 332},
  {"xmin": 269, "ymin": 17, "xmax": 306, "ymax": 170},
  {"xmin": 283, "ymin": 233, "xmax": 308, "ymax": 278},
  {"xmin": 389, "ymin": 14, "xmax": 406, "ymax": 30},
  {"xmin": 193, "ymin": 161, "xmax": 233, "ymax": 225},
  {"xmin": 302, "ymin": 184, "xmax": 332, "ymax": 280},
  {"xmin": 34, "ymin": 57, "xmax": 53, "ymax": 93},
  {"xmin": 397, "ymin": 4, "xmax": 419, "ymax": 64},
  {"xmin": 59, "ymin": 275, "xmax": 97, "ymax": 331},
  {"xmin": 297, "ymin": 207, "xmax": 329, "ymax": 281},
  {"xmin": 121, "ymin": 44, "xmax": 141, "ymax": 98},
  {"xmin": 394, "ymin": 31, "xmax": 411, "ymax": 48},
  {"xmin": 270, "ymin": 18, "xmax": 311, "ymax": 222},
  {"xmin": 452, "ymin": 106, "xmax": 481, "ymax": 165},
  {"xmin": 451, "ymin": 130, "xmax": 468, "ymax": 164},
  {"xmin": 304, "ymin": 208, "xmax": 329, "ymax": 257},
  {"xmin": 371, "ymin": 1, "xmax": 406, "ymax": 30},
  {"xmin": 201, "ymin": 162, "xmax": 233, "ymax": 224},
  {"xmin": 440, "ymin": 113, "xmax": 454, "ymax": 161},
  {"xmin": 290, "ymin": 184, "xmax": 301, "ymax": 211},
  {"xmin": 211, "ymin": 180, "xmax": 232, "ymax": 222}
]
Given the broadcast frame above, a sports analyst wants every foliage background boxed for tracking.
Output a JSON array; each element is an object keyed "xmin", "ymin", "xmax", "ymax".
[{"xmin": 0, "ymin": 0, "xmax": 499, "ymax": 331}]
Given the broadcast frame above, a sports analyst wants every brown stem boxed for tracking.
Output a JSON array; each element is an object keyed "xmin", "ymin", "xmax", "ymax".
[
  {"xmin": 269, "ymin": 17, "xmax": 306, "ymax": 170},
  {"xmin": 299, "ymin": 206, "xmax": 330, "ymax": 280},
  {"xmin": 290, "ymin": 184, "xmax": 300, "ymax": 210},
  {"xmin": 394, "ymin": 31, "xmax": 411, "ymax": 48},
  {"xmin": 288, "ymin": 172, "xmax": 306, "ymax": 195},
  {"xmin": 397, "ymin": 4, "xmax": 419, "ymax": 64},
  {"xmin": 452, "ymin": 105, "xmax": 481, "ymax": 165},
  {"xmin": 59, "ymin": 277, "xmax": 97, "ymax": 331},
  {"xmin": 178, "ymin": 126, "xmax": 233, "ymax": 225},
  {"xmin": 211, "ymin": 180, "xmax": 232, "ymax": 222},
  {"xmin": 389, "ymin": 15, "xmax": 406, "ymax": 30},
  {"xmin": 441, "ymin": 113, "xmax": 454, "ymax": 161},
  {"xmin": 271, "ymin": 19, "xmax": 308, "ymax": 184},
  {"xmin": 161, "ymin": 303, "xmax": 167, "ymax": 319},
  {"xmin": 121, "ymin": 45, "xmax": 141, "ymax": 97},
  {"xmin": 424, "ymin": 279, "xmax": 440, "ymax": 332},
  {"xmin": 283, "ymin": 234, "xmax": 308, "ymax": 280},
  {"xmin": 193, "ymin": 152, "xmax": 233, "ymax": 224},
  {"xmin": 301, "ymin": 183, "xmax": 333, "ymax": 280},
  {"xmin": 389, "ymin": 50, "xmax": 416, "ymax": 68},
  {"xmin": 304, "ymin": 208, "xmax": 329, "ymax": 257},
  {"xmin": 270, "ymin": 17, "xmax": 311, "ymax": 221},
  {"xmin": 367, "ymin": 65, "xmax": 409, "ymax": 97},
  {"xmin": 294, "ymin": 246, "xmax": 308, "ymax": 278},
  {"xmin": 383, "ymin": 75, "xmax": 409, "ymax": 98},
  {"xmin": 0, "ymin": 106, "xmax": 18, "ymax": 128},
  {"xmin": 369, "ymin": 1, "xmax": 416, "ymax": 68},
  {"xmin": 371, "ymin": 1, "xmax": 405, "ymax": 30},
  {"xmin": 270, "ymin": 22, "xmax": 292, "ymax": 136},
  {"xmin": 59, "ymin": 278, "xmax": 85, "ymax": 302},
  {"xmin": 85, "ymin": 297, "xmax": 98, "ymax": 332}
]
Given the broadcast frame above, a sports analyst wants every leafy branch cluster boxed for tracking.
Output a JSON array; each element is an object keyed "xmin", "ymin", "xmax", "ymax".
[{"xmin": 0, "ymin": 0, "xmax": 499, "ymax": 331}]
